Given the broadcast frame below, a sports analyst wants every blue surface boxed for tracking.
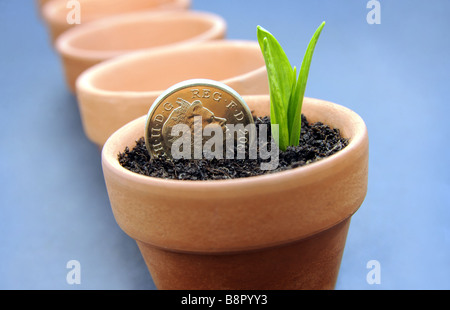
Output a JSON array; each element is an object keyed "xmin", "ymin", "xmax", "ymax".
[{"xmin": 1, "ymin": 0, "xmax": 449, "ymax": 289}]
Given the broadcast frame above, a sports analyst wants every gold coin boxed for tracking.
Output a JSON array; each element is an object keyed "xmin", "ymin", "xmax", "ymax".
[{"xmin": 145, "ymin": 79, "xmax": 255, "ymax": 159}]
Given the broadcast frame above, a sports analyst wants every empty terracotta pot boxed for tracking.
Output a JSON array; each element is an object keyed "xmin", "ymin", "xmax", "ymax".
[
  {"xmin": 42, "ymin": 0, "xmax": 191, "ymax": 43},
  {"xmin": 101, "ymin": 94, "xmax": 369, "ymax": 289},
  {"xmin": 76, "ymin": 40, "xmax": 269, "ymax": 148},
  {"xmin": 55, "ymin": 10, "xmax": 226, "ymax": 93},
  {"xmin": 37, "ymin": 0, "xmax": 51, "ymax": 9},
  {"xmin": 36, "ymin": 0, "xmax": 62, "ymax": 17}
]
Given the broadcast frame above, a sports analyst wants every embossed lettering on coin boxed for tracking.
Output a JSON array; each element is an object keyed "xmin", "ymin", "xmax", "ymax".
[{"xmin": 145, "ymin": 79, "xmax": 254, "ymax": 159}]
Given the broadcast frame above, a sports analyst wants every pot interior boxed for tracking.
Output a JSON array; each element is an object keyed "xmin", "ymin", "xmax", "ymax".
[
  {"xmin": 89, "ymin": 42, "xmax": 265, "ymax": 92},
  {"xmin": 67, "ymin": 14, "xmax": 218, "ymax": 53}
]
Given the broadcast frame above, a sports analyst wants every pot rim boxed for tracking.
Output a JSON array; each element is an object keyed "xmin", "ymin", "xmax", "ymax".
[
  {"xmin": 76, "ymin": 40, "xmax": 267, "ymax": 100},
  {"xmin": 102, "ymin": 95, "xmax": 368, "ymax": 193},
  {"xmin": 55, "ymin": 10, "xmax": 226, "ymax": 61}
]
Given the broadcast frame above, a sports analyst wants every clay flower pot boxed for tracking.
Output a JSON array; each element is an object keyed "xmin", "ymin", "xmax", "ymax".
[
  {"xmin": 101, "ymin": 95, "xmax": 369, "ymax": 290},
  {"xmin": 37, "ymin": 0, "xmax": 61, "ymax": 11},
  {"xmin": 42, "ymin": 0, "xmax": 191, "ymax": 43},
  {"xmin": 55, "ymin": 10, "xmax": 226, "ymax": 93},
  {"xmin": 36, "ymin": 0, "xmax": 62, "ymax": 17},
  {"xmin": 76, "ymin": 40, "xmax": 269, "ymax": 149},
  {"xmin": 37, "ymin": 0, "xmax": 52, "ymax": 9}
]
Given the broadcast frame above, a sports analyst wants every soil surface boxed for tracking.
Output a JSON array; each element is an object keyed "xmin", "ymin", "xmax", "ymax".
[{"xmin": 118, "ymin": 115, "xmax": 349, "ymax": 180}]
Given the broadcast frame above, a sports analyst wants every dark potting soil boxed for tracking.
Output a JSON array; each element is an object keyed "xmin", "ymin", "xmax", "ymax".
[{"xmin": 118, "ymin": 115, "xmax": 349, "ymax": 180}]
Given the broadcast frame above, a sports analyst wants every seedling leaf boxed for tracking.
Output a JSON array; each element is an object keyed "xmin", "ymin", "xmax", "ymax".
[
  {"xmin": 288, "ymin": 21, "xmax": 325, "ymax": 146},
  {"xmin": 257, "ymin": 22, "xmax": 325, "ymax": 150},
  {"xmin": 257, "ymin": 25, "xmax": 295, "ymax": 151}
]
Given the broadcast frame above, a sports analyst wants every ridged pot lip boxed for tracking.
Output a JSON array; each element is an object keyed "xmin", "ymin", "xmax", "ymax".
[
  {"xmin": 55, "ymin": 10, "xmax": 226, "ymax": 61},
  {"xmin": 101, "ymin": 95, "xmax": 368, "ymax": 195},
  {"xmin": 76, "ymin": 40, "xmax": 266, "ymax": 100},
  {"xmin": 42, "ymin": 0, "xmax": 191, "ymax": 25}
]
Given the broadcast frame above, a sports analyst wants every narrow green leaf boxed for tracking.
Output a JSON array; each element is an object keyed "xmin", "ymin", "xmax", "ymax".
[
  {"xmin": 261, "ymin": 38, "xmax": 290, "ymax": 150},
  {"xmin": 287, "ymin": 65, "xmax": 298, "ymax": 136},
  {"xmin": 288, "ymin": 21, "xmax": 325, "ymax": 146},
  {"xmin": 257, "ymin": 25, "xmax": 294, "ymax": 151}
]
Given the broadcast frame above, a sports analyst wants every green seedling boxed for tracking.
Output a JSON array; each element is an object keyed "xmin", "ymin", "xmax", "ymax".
[{"xmin": 257, "ymin": 22, "xmax": 325, "ymax": 151}]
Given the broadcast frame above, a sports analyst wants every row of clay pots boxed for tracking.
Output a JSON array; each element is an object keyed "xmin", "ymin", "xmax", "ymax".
[
  {"xmin": 38, "ymin": 1, "xmax": 369, "ymax": 289},
  {"xmin": 55, "ymin": 10, "xmax": 227, "ymax": 93},
  {"xmin": 39, "ymin": 1, "xmax": 268, "ymax": 149}
]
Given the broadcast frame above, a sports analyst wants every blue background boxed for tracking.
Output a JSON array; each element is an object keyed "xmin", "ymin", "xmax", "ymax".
[{"xmin": 1, "ymin": 0, "xmax": 449, "ymax": 289}]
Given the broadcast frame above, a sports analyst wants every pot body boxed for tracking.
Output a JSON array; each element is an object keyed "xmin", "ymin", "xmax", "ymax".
[
  {"xmin": 137, "ymin": 218, "xmax": 350, "ymax": 289},
  {"xmin": 101, "ymin": 96, "xmax": 369, "ymax": 289}
]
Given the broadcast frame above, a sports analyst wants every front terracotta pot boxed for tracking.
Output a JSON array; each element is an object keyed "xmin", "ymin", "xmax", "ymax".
[
  {"xmin": 101, "ymin": 95, "xmax": 369, "ymax": 290},
  {"xmin": 76, "ymin": 40, "xmax": 269, "ymax": 149},
  {"xmin": 42, "ymin": 0, "xmax": 191, "ymax": 44},
  {"xmin": 55, "ymin": 10, "xmax": 226, "ymax": 93}
]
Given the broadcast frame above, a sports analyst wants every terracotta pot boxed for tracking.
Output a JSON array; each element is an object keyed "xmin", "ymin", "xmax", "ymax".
[
  {"xmin": 42, "ymin": 0, "xmax": 191, "ymax": 43},
  {"xmin": 55, "ymin": 10, "xmax": 226, "ymax": 93},
  {"xmin": 37, "ymin": 0, "xmax": 59, "ymax": 11},
  {"xmin": 101, "ymin": 95, "xmax": 369, "ymax": 290},
  {"xmin": 37, "ymin": 0, "xmax": 52, "ymax": 9},
  {"xmin": 36, "ymin": 0, "xmax": 62, "ymax": 17},
  {"xmin": 76, "ymin": 40, "xmax": 269, "ymax": 149}
]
